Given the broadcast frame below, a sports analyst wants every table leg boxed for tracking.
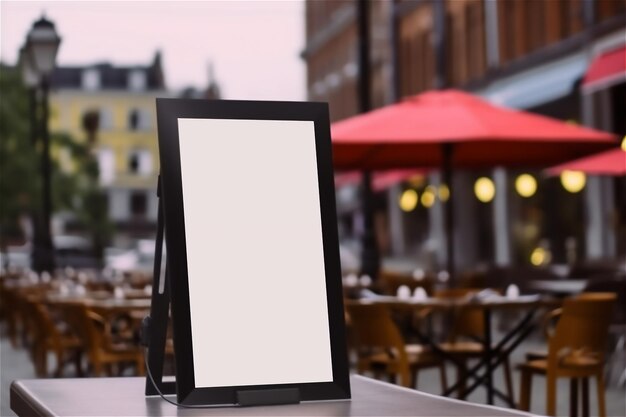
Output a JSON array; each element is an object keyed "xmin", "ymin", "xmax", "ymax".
[
  {"xmin": 460, "ymin": 310, "xmax": 538, "ymax": 406},
  {"xmin": 484, "ymin": 309, "xmax": 494, "ymax": 405},
  {"xmin": 570, "ymin": 378, "xmax": 579, "ymax": 417},
  {"xmin": 581, "ymin": 377, "xmax": 589, "ymax": 417}
]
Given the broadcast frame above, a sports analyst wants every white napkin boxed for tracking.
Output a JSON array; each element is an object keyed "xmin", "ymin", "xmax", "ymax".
[
  {"xmin": 359, "ymin": 275, "xmax": 372, "ymax": 287},
  {"xmin": 113, "ymin": 287, "xmax": 125, "ymax": 299},
  {"xmin": 397, "ymin": 285, "xmax": 411, "ymax": 300},
  {"xmin": 506, "ymin": 284, "xmax": 520, "ymax": 299},
  {"xmin": 40, "ymin": 271, "xmax": 51, "ymax": 283},
  {"xmin": 74, "ymin": 284, "xmax": 87, "ymax": 296},
  {"xmin": 413, "ymin": 287, "xmax": 428, "ymax": 301},
  {"xmin": 344, "ymin": 274, "xmax": 358, "ymax": 286}
]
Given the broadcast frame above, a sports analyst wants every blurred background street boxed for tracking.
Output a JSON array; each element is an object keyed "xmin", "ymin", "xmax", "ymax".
[{"xmin": 1, "ymin": 1, "xmax": 625, "ymax": 416}]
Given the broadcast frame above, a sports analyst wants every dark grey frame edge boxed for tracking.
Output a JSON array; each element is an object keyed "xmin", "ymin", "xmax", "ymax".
[{"xmin": 155, "ymin": 98, "xmax": 350, "ymax": 406}]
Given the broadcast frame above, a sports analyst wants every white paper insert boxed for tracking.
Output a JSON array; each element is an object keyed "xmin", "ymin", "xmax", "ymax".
[{"xmin": 177, "ymin": 118, "xmax": 333, "ymax": 388}]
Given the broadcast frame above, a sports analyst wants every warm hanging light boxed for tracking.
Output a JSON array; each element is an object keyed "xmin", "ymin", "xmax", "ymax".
[
  {"xmin": 515, "ymin": 174, "xmax": 537, "ymax": 198},
  {"xmin": 438, "ymin": 184, "xmax": 450, "ymax": 202},
  {"xmin": 399, "ymin": 189, "xmax": 418, "ymax": 212},
  {"xmin": 474, "ymin": 177, "xmax": 495, "ymax": 203},
  {"xmin": 530, "ymin": 247, "xmax": 547, "ymax": 266},
  {"xmin": 560, "ymin": 170, "xmax": 586, "ymax": 193},
  {"xmin": 621, "ymin": 136, "xmax": 626, "ymax": 151},
  {"xmin": 421, "ymin": 186, "xmax": 436, "ymax": 208}
]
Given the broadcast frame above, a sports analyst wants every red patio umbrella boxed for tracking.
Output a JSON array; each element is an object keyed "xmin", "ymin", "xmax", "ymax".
[
  {"xmin": 332, "ymin": 90, "xmax": 616, "ymax": 170},
  {"xmin": 548, "ymin": 147, "xmax": 626, "ymax": 176},
  {"xmin": 331, "ymin": 90, "xmax": 617, "ymax": 282}
]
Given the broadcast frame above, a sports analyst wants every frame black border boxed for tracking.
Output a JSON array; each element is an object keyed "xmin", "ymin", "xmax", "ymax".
[{"xmin": 155, "ymin": 98, "xmax": 350, "ymax": 406}]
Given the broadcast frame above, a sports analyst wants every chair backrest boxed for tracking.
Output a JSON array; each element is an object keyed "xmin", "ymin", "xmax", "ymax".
[
  {"xmin": 345, "ymin": 302, "xmax": 411, "ymax": 385},
  {"xmin": 346, "ymin": 302, "xmax": 406, "ymax": 354},
  {"xmin": 59, "ymin": 303, "xmax": 105, "ymax": 352},
  {"xmin": 29, "ymin": 300, "xmax": 63, "ymax": 343},
  {"xmin": 549, "ymin": 293, "xmax": 616, "ymax": 365},
  {"xmin": 434, "ymin": 288, "xmax": 484, "ymax": 341},
  {"xmin": 584, "ymin": 278, "xmax": 626, "ymax": 324}
]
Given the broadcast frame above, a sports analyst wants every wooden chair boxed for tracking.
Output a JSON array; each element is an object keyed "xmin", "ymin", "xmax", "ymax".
[
  {"xmin": 346, "ymin": 301, "xmax": 447, "ymax": 391},
  {"xmin": 434, "ymin": 288, "xmax": 514, "ymax": 400},
  {"xmin": 60, "ymin": 303, "xmax": 145, "ymax": 377},
  {"xmin": 25, "ymin": 297, "xmax": 83, "ymax": 377},
  {"xmin": 1, "ymin": 286, "xmax": 22, "ymax": 347},
  {"xmin": 517, "ymin": 293, "xmax": 616, "ymax": 417}
]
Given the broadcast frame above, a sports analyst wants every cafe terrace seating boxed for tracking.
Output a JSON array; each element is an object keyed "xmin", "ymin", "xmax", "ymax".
[
  {"xmin": 23, "ymin": 296, "xmax": 83, "ymax": 377},
  {"xmin": 346, "ymin": 301, "xmax": 447, "ymax": 391},
  {"xmin": 0, "ymin": 270, "xmax": 150, "ymax": 378},
  {"xmin": 518, "ymin": 293, "xmax": 616, "ymax": 417},
  {"xmin": 60, "ymin": 303, "xmax": 145, "ymax": 377}
]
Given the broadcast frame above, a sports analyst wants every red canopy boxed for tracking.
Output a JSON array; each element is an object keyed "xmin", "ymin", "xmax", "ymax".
[
  {"xmin": 332, "ymin": 90, "xmax": 616, "ymax": 170},
  {"xmin": 582, "ymin": 46, "xmax": 626, "ymax": 92},
  {"xmin": 548, "ymin": 148, "xmax": 626, "ymax": 176},
  {"xmin": 331, "ymin": 90, "xmax": 617, "ymax": 283}
]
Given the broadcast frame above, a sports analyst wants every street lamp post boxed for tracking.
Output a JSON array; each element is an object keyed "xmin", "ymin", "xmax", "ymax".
[
  {"xmin": 18, "ymin": 47, "xmax": 41, "ymax": 272},
  {"xmin": 22, "ymin": 16, "xmax": 61, "ymax": 273}
]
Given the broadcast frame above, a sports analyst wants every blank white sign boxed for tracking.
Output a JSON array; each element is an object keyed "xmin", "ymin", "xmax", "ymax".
[{"xmin": 177, "ymin": 118, "xmax": 333, "ymax": 388}]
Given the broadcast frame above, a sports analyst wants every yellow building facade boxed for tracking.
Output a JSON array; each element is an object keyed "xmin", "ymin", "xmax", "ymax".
[{"xmin": 49, "ymin": 52, "xmax": 168, "ymax": 239}]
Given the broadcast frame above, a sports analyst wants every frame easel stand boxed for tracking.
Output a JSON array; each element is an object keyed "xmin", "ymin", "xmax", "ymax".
[{"xmin": 144, "ymin": 176, "xmax": 176, "ymax": 396}]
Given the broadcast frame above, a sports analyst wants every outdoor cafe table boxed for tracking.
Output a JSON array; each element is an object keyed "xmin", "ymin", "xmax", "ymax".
[
  {"xmin": 10, "ymin": 375, "xmax": 538, "ymax": 417},
  {"xmin": 46, "ymin": 293, "xmax": 151, "ymax": 312},
  {"xmin": 526, "ymin": 279, "xmax": 588, "ymax": 296},
  {"xmin": 45, "ymin": 293, "xmax": 151, "ymax": 326},
  {"xmin": 354, "ymin": 294, "xmax": 561, "ymax": 407}
]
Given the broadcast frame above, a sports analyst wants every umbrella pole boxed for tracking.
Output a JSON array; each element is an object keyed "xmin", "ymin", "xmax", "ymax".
[
  {"xmin": 442, "ymin": 143, "xmax": 455, "ymax": 286},
  {"xmin": 356, "ymin": 0, "xmax": 380, "ymax": 280},
  {"xmin": 359, "ymin": 171, "xmax": 380, "ymax": 280}
]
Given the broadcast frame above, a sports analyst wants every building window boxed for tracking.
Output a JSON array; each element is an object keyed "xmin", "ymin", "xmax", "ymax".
[
  {"xmin": 81, "ymin": 69, "xmax": 100, "ymax": 90},
  {"xmin": 445, "ymin": 12, "xmax": 463, "ymax": 85},
  {"xmin": 97, "ymin": 147, "xmax": 115, "ymax": 185},
  {"xmin": 525, "ymin": 0, "xmax": 546, "ymax": 52},
  {"xmin": 81, "ymin": 109, "xmax": 100, "ymax": 143},
  {"xmin": 128, "ymin": 70, "xmax": 147, "ymax": 91},
  {"xmin": 128, "ymin": 149, "xmax": 153, "ymax": 176},
  {"xmin": 99, "ymin": 108, "xmax": 113, "ymax": 130},
  {"xmin": 139, "ymin": 110, "xmax": 151, "ymax": 130},
  {"xmin": 597, "ymin": 0, "xmax": 626, "ymax": 22},
  {"xmin": 128, "ymin": 109, "xmax": 139, "ymax": 130},
  {"xmin": 130, "ymin": 192, "xmax": 147, "ymax": 217},
  {"xmin": 466, "ymin": 0, "xmax": 486, "ymax": 80},
  {"xmin": 128, "ymin": 151, "xmax": 140, "ymax": 174},
  {"xmin": 560, "ymin": 0, "xmax": 584, "ymax": 38},
  {"xmin": 128, "ymin": 108, "xmax": 151, "ymax": 130}
]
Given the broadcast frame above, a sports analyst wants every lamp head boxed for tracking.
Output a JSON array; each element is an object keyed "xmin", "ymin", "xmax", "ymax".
[
  {"xmin": 26, "ymin": 16, "xmax": 61, "ymax": 76},
  {"xmin": 18, "ymin": 45, "xmax": 39, "ymax": 88}
]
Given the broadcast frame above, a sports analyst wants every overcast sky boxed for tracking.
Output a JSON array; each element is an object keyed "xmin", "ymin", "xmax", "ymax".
[{"xmin": 1, "ymin": 0, "xmax": 306, "ymax": 100}]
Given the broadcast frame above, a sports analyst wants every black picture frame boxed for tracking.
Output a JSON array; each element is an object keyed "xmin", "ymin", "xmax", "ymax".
[{"xmin": 155, "ymin": 98, "xmax": 350, "ymax": 406}]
